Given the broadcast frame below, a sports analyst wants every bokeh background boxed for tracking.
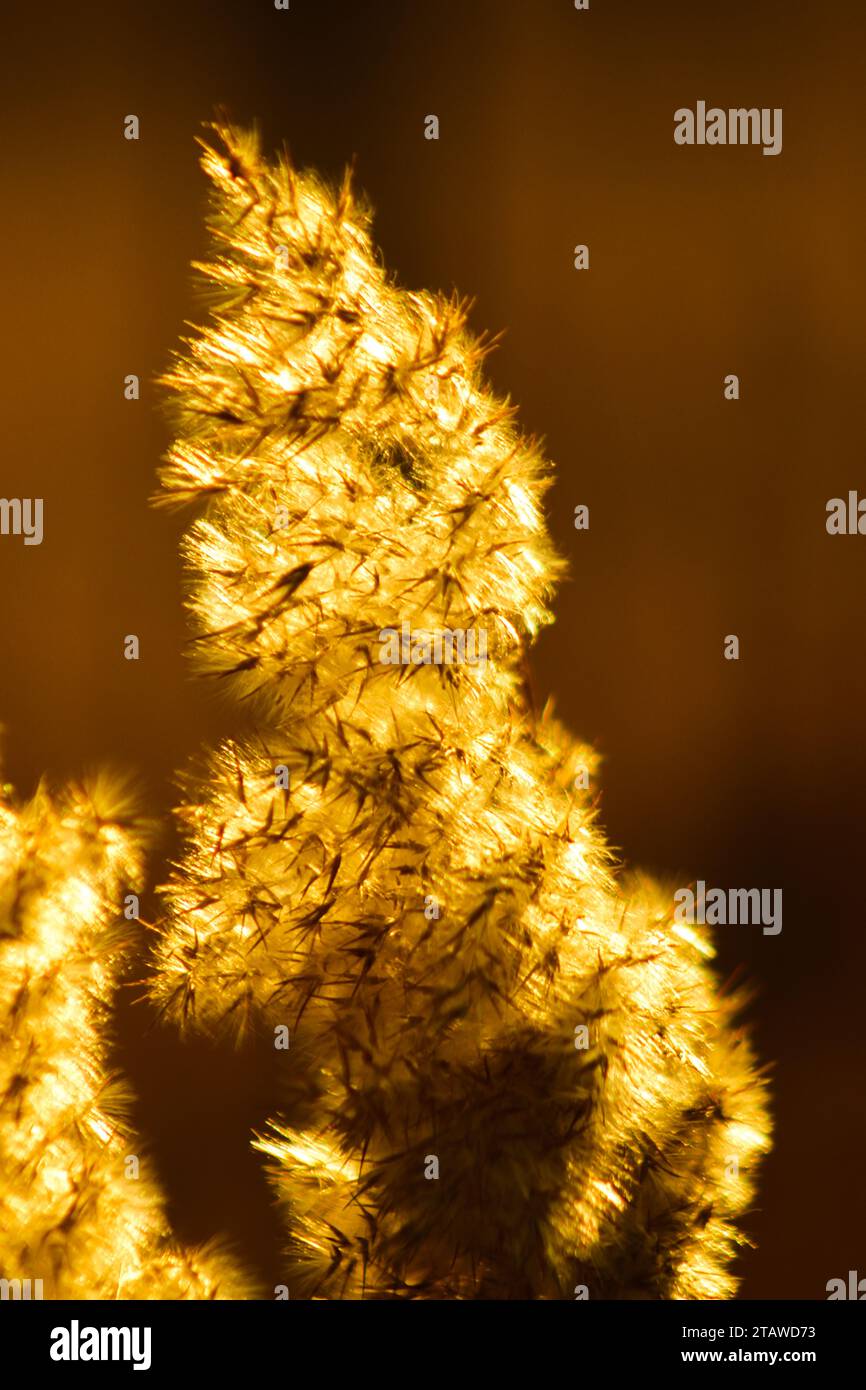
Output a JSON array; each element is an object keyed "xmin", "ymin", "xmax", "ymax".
[{"xmin": 1, "ymin": 0, "xmax": 863, "ymax": 1298}]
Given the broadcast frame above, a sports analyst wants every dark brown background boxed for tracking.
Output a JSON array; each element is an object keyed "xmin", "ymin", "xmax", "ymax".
[{"xmin": 1, "ymin": 0, "xmax": 863, "ymax": 1298}]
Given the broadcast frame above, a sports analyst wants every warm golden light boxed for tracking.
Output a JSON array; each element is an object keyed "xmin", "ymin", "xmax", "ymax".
[
  {"xmin": 0, "ymin": 776, "xmax": 253, "ymax": 1299},
  {"xmin": 145, "ymin": 120, "xmax": 771, "ymax": 1299}
]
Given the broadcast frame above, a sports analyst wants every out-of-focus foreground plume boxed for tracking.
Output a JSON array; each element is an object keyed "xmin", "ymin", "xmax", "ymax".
[
  {"xmin": 151, "ymin": 120, "xmax": 771, "ymax": 1298},
  {"xmin": 0, "ymin": 771, "xmax": 252, "ymax": 1298}
]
